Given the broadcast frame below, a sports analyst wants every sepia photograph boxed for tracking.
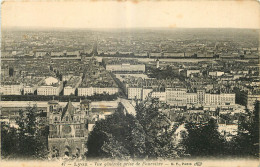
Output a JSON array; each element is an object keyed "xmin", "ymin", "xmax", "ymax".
[{"xmin": 0, "ymin": 0, "xmax": 259, "ymax": 167}]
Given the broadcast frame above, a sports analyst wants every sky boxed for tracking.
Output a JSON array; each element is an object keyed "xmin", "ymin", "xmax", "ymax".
[{"xmin": 2, "ymin": 0, "xmax": 260, "ymax": 29}]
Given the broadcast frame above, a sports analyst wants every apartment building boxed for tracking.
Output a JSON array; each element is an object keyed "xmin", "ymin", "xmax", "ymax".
[
  {"xmin": 166, "ymin": 88, "xmax": 187, "ymax": 106},
  {"xmin": 205, "ymin": 93, "xmax": 235, "ymax": 106},
  {"xmin": 127, "ymin": 87, "xmax": 143, "ymax": 100},
  {"xmin": 23, "ymin": 77, "xmax": 45, "ymax": 95},
  {"xmin": 187, "ymin": 93, "xmax": 198, "ymax": 104},
  {"xmin": 78, "ymin": 87, "xmax": 119, "ymax": 96},
  {"xmin": 151, "ymin": 91, "xmax": 166, "ymax": 102},
  {"xmin": 1, "ymin": 77, "xmax": 24, "ymax": 95},
  {"xmin": 220, "ymin": 93, "xmax": 236, "ymax": 105},
  {"xmin": 205, "ymin": 93, "xmax": 221, "ymax": 105},
  {"xmin": 64, "ymin": 76, "xmax": 82, "ymax": 95},
  {"xmin": 240, "ymin": 91, "xmax": 260, "ymax": 110},
  {"xmin": 1, "ymin": 84, "xmax": 23, "ymax": 95}
]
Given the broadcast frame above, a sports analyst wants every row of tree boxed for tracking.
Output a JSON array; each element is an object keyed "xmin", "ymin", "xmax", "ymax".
[
  {"xmin": 86, "ymin": 99, "xmax": 259, "ymax": 159},
  {"xmin": 1, "ymin": 93, "xmax": 118, "ymax": 102},
  {"xmin": 1, "ymin": 100, "xmax": 259, "ymax": 159}
]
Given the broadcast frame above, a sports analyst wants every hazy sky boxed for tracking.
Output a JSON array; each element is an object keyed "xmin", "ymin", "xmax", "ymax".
[{"xmin": 2, "ymin": 0, "xmax": 260, "ymax": 29}]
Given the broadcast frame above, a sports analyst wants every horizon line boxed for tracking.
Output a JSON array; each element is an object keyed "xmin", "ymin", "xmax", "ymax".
[{"xmin": 2, "ymin": 26, "xmax": 260, "ymax": 31}]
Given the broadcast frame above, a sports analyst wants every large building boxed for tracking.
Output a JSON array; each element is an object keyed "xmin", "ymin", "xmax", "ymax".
[
  {"xmin": 1, "ymin": 84, "xmax": 23, "ymax": 95},
  {"xmin": 197, "ymin": 89, "xmax": 206, "ymax": 104},
  {"xmin": 37, "ymin": 77, "xmax": 63, "ymax": 96},
  {"xmin": 166, "ymin": 88, "xmax": 187, "ymax": 106},
  {"xmin": 78, "ymin": 87, "xmax": 119, "ymax": 96},
  {"xmin": 105, "ymin": 64, "xmax": 145, "ymax": 73},
  {"xmin": 240, "ymin": 90, "xmax": 260, "ymax": 110},
  {"xmin": 48, "ymin": 100, "xmax": 89, "ymax": 158},
  {"xmin": 47, "ymin": 99, "xmax": 124, "ymax": 159},
  {"xmin": 1, "ymin": 76, "xmax": 24, "ymax": 95},
  {"xmin": 186, "ymin": 93, "xmax": 198, "ymax": 104},
  {"xmin": 77, "ymin": 70, "xmax": 119, "ymax": 96},
  {"xmin": 128, "ymin": 87, "xmax": 166, "ymax": 102},
  {"xmin": 23, "ymin": 78, "xmax": 45, "ymax": 95},
  {"xmin": 103, "ymin": 58, "xmax": 145, "ymax": 73},
  {"xmin": 151, "ymin": 91, "xmax": 166, "ymax": 102},
  {"xmin": 127, "ymin": 84, "xmax": 235, "ymax": 107},
  {"xmin": 127, "ymin": 87, "xmax": 143, "ymax": 100},
  {"xmin": 64, "ymin": 76, "xmax": 82, "ymax": 96}
]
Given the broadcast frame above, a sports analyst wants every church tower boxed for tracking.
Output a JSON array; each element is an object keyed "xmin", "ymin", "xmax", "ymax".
[{"xmin": 48, "ymin": 100, "xmax": 88, "ymax": 159}]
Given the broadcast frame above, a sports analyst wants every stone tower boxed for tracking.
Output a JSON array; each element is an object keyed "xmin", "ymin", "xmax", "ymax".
[{"xmin": 48, "ymin": 100, "xmax": 88, "ymax": 159}]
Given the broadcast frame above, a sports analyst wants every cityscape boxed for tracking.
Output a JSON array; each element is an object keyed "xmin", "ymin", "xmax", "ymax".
[{"xmin": 1, "ymin": 28, "xmax": 259, "ymax": 161}]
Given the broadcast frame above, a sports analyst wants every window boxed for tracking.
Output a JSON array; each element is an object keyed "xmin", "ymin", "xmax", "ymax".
[
  {"xmin": 66, "ymin": 116, "xmax": 69, "ymax": 121},
  {"xmin": 50, "ymin": 106, "xmax": 53, "ymax": 112}
]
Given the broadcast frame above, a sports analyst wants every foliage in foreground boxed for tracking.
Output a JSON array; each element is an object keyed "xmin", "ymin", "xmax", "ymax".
[
  {"xmin": 86, "ymin": 99, "xmax": 182, "ymax": 159},
  {"xmin": 1, "ymin": 105, "xmax": 48, "ymax": 159}
]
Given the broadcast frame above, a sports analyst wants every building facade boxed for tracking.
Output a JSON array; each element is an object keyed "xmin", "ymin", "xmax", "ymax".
[
  {"xmin": 37, "ymin": 77, "xmax": 63, "ymax": 96},
  {"xmin": 77, "ymin": 87, "xmax": 119, "ymax": 96},
  {"xmin": 48, "ymin": 100, "xmax": 90, "ymax": 158},
  {"xmin": 1, "ymin": 84, "xmax": 23, "ymax": 95},
  {"xmin": 105, "ymin": 64, "xmax": 145, "ymax": 73},
  {"xmin": 166, "ymin": 88, "xmax": 187, "ymax": 106}
]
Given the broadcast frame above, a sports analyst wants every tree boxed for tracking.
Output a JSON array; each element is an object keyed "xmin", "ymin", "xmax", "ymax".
[
  {"xmin": 135, "ymin": 98, "xmax": 180, "ymax": 159},
  {"xmin": 181, "ymin": 119, "xmax": 226, "ymax": 158},
  {"xmin": 1, "ymin": 105, "xmax": 48, "ymax": 159},
  {"xmin": 1, "ymin": 123, "xmax": 19, "ymax": 159},
  {"xmin": 86, "ymin": 108, "xmax": 146, "ymax": 159},
  {"xmin": 86, "ymin": 129, "xmax": 110, "ymax": 158},
  {"xmin": 128, "ymin": 121, "xmax": 146, "ymax": 158},
  {"xmin": 86, "ymin": 93, "xmax": 118, "ymax": 101},
  {"xmin": 101, "ymin": 132, "xmax": 130, "ymax": 159},
  {"xmin": 231, "ymin": 101, "xmax": 259, "ymax": 158},
  {"xmin": 86, "ymin": 98, "xmax": 181, "ymax": 159}
]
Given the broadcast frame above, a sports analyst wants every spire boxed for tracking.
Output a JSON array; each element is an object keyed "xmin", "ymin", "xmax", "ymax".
[{"xmin": 61, "ymin": 100, "xmax": 75, "ymax": 120}]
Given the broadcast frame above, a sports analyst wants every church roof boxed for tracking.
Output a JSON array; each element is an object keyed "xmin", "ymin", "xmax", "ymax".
[{"xmin": 61, "ymin": 101, "xmax": 75, "ymax": 120}]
